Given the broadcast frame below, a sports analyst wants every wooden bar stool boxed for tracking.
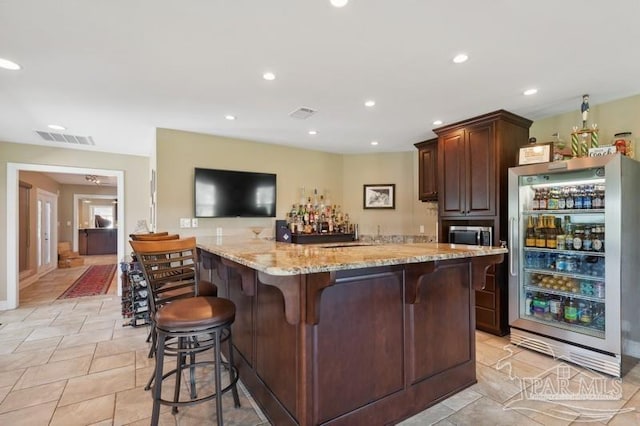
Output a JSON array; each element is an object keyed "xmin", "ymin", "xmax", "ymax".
[{"xmin": 130, "ymin": 237, "xmax": 240, "ymax": 425}]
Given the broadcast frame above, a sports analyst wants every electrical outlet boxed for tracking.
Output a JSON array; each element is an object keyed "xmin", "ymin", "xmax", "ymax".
[
  {"xmin": 419, "ymin": 225, "xmax": 425, "ymax": 234},
  {"xmin": 191, "ymin": 218, "xmax": 198, "ymax": 228},
  {"xmin": 180, "ymin": 218, "xmax": 191, "ymax": 228}
]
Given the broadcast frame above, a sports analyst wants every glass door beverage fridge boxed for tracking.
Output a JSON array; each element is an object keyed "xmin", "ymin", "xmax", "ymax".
[{"xmin": 507, "ymin": 154, "xmax": 640, "ymax": 377}]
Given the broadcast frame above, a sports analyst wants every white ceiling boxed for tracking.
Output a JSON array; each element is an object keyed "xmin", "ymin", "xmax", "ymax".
[
  {"xmin": 1, "ymin": 1, "xmax": 639, "ymax": 157},
  {"xmin": 41, "ymin": 173, "xmax": 117, "ymax": 187}
]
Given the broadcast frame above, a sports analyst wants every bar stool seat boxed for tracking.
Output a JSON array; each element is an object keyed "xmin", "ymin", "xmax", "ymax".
[
  {"xmin": 156, "ymin": 297, "xmax": 234, "ymax": 332},
  {"xmin": 152, "ymin": 296, "xmax": 240, "ymax": 425}
]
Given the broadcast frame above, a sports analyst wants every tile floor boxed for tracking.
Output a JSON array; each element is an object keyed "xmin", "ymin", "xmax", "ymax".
[{"xmin": 2, "ymin": 258, "xmax": 639, "ymax": 425}]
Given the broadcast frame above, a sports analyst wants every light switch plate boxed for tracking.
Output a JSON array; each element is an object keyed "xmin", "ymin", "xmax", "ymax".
[
  {"xmin": 180, "ymin": 218, "xmax": 191, "ymax": 228},
  {"xmin": 191, "ymin": 218, "xmax": 198, "ymax": 228}
]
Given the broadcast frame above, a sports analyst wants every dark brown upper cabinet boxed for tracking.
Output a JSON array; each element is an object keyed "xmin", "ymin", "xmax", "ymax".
[
  {"xmin": 414, "ymin": 138, "xmax": 438, "ymax": 202},
  {"xmin": 434, "ymin": 110, "xmax": 532, "ymax": 219}
]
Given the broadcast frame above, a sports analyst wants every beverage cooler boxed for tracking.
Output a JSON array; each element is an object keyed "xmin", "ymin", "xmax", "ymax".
[{"xmin": 507, "ymin": 154, "xmax": 640, "ymax": 377}]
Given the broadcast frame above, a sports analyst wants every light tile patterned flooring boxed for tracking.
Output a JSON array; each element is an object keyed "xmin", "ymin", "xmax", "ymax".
[{"xmin": 1, "ymin": 257, "xmax": 639, "ymax": 425}]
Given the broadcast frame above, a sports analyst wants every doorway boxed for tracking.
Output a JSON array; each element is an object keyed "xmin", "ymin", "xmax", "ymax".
[
  {"xmin": 36, "ymin": 188, "xmax": 58, "ymax": 275},
  {"xmin": 5, "ymin": 163, "xmax": 125, "ymax": 310}
]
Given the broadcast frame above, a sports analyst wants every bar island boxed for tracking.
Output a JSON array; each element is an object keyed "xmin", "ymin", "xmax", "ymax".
[{"xmin": 196, "ymin": 237, "xmax": 506, "ymax": 426}]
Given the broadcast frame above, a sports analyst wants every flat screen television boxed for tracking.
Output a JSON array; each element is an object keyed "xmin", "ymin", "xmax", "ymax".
[{"xmin": 194, "ymin": 167, "xmax": 277, "ymax": 218}]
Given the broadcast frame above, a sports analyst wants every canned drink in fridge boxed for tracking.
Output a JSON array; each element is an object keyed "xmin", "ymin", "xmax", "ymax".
[{"xmin": 594, "ymin": 281, "xmax": 605, "ymax": 298}]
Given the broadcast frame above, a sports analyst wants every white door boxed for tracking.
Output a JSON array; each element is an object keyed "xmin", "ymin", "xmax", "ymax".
[{"xmin": 36, "ymin": 189, "xmax": 57, "ymax": 274}]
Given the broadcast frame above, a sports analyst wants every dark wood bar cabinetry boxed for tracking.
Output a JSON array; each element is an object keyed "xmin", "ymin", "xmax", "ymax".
[
  {"xmin": 434, "ymin": 110, "xmax": 532, "ymax": 335},
  {"xmin": 197, "ymin": 239, "xmax": 504, "ymax": 426},
  {"xmin": 415, "ymin": 138, "xmax": 438, "ymax": 202},
  {"xmin": 78, "ymin": 228, "xmax": 117, "ymax": 255}
]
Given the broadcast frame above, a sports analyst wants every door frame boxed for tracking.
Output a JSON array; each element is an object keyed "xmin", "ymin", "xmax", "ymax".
[{"xmin": 5, "ymin": 163, "xmax": 125, "ymax": 310}]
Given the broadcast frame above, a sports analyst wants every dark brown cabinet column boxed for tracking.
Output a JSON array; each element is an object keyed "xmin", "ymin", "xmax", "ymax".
[
  {"xmin": 434, "ymin": 110, "xmax": 532, "ymax": 335},
  {"xmin": 414, "ymin": 138, "xmax": 438, "ymax": 201}
]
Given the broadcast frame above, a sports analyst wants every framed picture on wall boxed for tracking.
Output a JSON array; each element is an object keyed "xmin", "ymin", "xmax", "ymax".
[{"xmin": 363, "ymin": 184, "xmax": 395, "ymax": 209}]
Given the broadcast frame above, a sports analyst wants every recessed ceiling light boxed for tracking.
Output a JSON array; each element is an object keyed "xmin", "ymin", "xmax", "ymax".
[
  {"xmin": 330, "ymin": 0, "xmax": 348, "ymax": 7},
  {"xmin": 370, "ymin": 141, "xmax": 379, "ymax": 146},
  {"xmin": 433, "ymin": 120, "xmax": 443, "ymax": 126},
  {"xmin": 224, "ymin": 115, "xmax": 236, "ymax": 121},
  {"xmin": 452, "ymin": 53, "xmax": 468, "ymax": 64},
  {"xmin": 523, "ymin": 88, "xmax": 538, "ymax": 96},
  {"xmin": 48, "ymin": 124, "xmax": 66, "ymax": 131},
  {"xmin": 263, "ymin": 72, "xmax": 276, "ymax": 81},
  {"xmin": 0, "ymin": 58, "xmax": 21, "ymax": 70},
  {"xmin": 364, "ymin": 100, "xmax": 376, "ymax": 107},
  {"xmin": 308, "ymin": 130, "xmax": 318, "ymax": 135}
]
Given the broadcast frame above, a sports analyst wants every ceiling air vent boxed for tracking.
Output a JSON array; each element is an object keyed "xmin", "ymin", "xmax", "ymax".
[
  {"xmin": 289, "ymin": 106, "xmax": 317, "ymax": 119},
  {"xmin": 36, "ymin": 131, "xmax": 95, "ymax": 145}
]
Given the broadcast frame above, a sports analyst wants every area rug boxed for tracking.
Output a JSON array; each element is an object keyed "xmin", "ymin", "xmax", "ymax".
[{"xmin": 58, "ymin": 264, "xmax": 117, "ymax": 299}]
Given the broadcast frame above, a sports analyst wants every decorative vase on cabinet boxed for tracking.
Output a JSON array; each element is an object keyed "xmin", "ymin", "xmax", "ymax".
[{"xmin": 434, "ymin": 109, "xmax": 532, "ymax": 335}]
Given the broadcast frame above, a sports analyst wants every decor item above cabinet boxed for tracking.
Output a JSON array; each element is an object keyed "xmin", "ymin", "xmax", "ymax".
[
  {"xmin": 434, "ymin": 110, "xmax": 532, "ymax": 219},
  {"xmin": 414, "ymin": 138, "xmax": 438, "ymax": 201}
]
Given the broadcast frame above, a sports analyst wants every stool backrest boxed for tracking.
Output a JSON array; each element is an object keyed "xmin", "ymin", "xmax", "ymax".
[
  {"xmin": 130, "ymin": 232, "xmax": 179, "ymax": 241},
  {"xmin": 129, "ymin": 237, "xmax": 200, "ymax": 313}
]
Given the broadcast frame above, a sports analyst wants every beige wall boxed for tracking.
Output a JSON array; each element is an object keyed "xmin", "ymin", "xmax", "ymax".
[
  {"xmin": 156, "ymin": 129, "xmax": 438, "ymax": 239},
  {"xmin": 342, "ymin": 152, "xmax": 438, "ymax": 238},
  {"xmin": 1, "ymin": 140, "xmax": 149, "ymax": 302},
  {"xmin": 531, "ymin": 93, "xmax": 640, "ymax": 158},
  {"xmin": 156, "ymin": 129, "xmax": 344, "ymax": 238},
  {"xmin": 18, "ymin": 171, "xmax": 62, "ymax": 276}
]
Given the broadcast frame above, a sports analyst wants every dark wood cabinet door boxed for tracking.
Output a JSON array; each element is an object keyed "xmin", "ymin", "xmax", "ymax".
[
  {"xmin": 466, "ymin": 122, "xmax": 496, "ymax": 216},
  {"xmin": 415, "ymin": 138, "xmax": 438, "ymax": 201},
  {"xmin": 439, "ymin": 130, "xmax": 466, "ymax": 217}
]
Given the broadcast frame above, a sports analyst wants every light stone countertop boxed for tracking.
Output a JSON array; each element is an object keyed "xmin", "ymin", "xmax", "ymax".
[{"xmin": 197, "ymin": 236, "xmax": 508, "ymax": 276}]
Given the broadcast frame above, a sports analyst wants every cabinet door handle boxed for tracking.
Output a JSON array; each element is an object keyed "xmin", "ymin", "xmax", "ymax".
[{"xmin": 509, "ymin": 217, "xmax": 516, "ymax": 276}]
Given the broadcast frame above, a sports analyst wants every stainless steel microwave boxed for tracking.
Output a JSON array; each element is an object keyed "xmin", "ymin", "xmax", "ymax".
[{"xmin": 448, "ymin": 225, "xmax": 493, "ymax": 246}]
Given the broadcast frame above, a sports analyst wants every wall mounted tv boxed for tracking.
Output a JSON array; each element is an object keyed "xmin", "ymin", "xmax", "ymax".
[{"xmin": 194, "ymin": 167, "xmax": 277, "ymax": 218}]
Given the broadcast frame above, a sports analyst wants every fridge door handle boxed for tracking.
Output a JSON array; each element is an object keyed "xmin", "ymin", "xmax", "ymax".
[{"xmin": 509, "ymin": 217, "xmax": 516, "ymax": 276}]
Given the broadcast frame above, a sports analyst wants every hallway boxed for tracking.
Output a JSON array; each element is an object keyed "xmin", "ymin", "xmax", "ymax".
[{"xmin": 19, "ymin": 255, "xmax": 118, "ymax": 305}]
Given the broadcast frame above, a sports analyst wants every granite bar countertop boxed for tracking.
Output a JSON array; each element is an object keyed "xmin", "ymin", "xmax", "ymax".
[{"xmin": 197, "ymin": 236, "xmax": 507, "ymax": 276}]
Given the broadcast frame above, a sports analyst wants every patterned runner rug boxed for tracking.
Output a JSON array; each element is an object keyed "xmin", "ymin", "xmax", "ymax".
[{"xmin": 58, "ymin": 264, "xmax": 117, "ymax": 299}]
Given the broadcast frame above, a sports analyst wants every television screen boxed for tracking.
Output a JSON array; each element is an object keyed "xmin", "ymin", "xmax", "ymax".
[{"xmin": 194, "ymin": 168, "xmax": 277, "ymax": 218}]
